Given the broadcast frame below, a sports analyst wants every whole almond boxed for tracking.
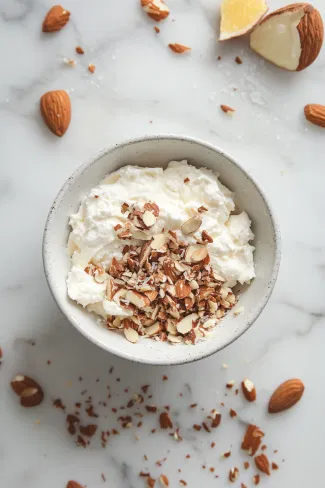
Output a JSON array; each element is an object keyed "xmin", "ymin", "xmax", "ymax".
[
  {"xmin": 242, "ymin": 378, "xmax": 257, "ymax": 402},
  {"xmin": 255, "ymin": 454, "xmax": 270, "ymax": 475},
  {"xmin": 42, "ymin": 5, "xmax": 70, "ymax": 32},
  {"xmin": 67, "ymin": 482, "xmax": 85, "ymax": 488},
  {"xmin": 304, "ymin": 104, "xmax": 325, "ymax": 128},
  {"xmin": 268, "ymin": 378, "xmax": 304, "ymax": 413},
  {"xmin": 40, "ymin": 90, "xmax": 71, "ymax": 137},
  {"xmin": 11, "ymin": 374, "xmax": 44, "ymax": 407}
]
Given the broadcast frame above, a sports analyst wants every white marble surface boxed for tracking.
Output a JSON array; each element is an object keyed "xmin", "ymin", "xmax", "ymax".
[{"xmin": 1, "ymin": 0, "xmax": 325, "ymax": 486}]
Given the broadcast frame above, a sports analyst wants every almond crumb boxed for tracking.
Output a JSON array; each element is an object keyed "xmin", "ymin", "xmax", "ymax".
[
  {"xmin": 223, "ymin": 451, "xmax": 231, "ymax": 458},
  {"xmin": 221, "ymin": 104, "xmax": 235, "ymax": 115},
  {"xmin": 272, "ymin": 462, "xmax": 279, "ymax": 470},
  {"xmin": 244, "ymin": 461, "xmax": 250, "ymax": 470},
  {"xmin": 184, "ymin": 177, "xmax": 190, "ymax": 183},
  {"xmin": 229, "ymin": 408, "xmax": 237, "ymax": 418},
  {"xmin": 229, "ymin": 467, "xmax": 239, "ymax": 482},
  {"xmin": 76, "ymin": 46, "xmax": 84, "ymax": 54},
  {"xmin": 235, "ymin": 56, "xmax": 243, "ymax": 64},
  {"xmin": 154, "ymin": 26, "xmax": 160, "ymax": 33},
  {"xmin": 88, "ymin": 64, "xmax": 96, "ymax": 74},
  {"xmin": 226, "ymin": 380, "xmax": 235, "ymax": 389},
  {"xmin": 169, "ymin": 43, "xmax": 191, "ymax": 54},
  {"xmin": 253, "ymin": 474, "xmax": 260, "ymax": 485}
]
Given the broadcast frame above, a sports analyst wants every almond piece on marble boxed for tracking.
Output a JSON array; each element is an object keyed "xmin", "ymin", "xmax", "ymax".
[
  {"xmin": 169, "ymin": 43, "xmax": 191, "ymax": 54},
  {"xmin": 242, "ymin": 378, "xmax": 257, "ymax": 402},
  {"xmin": 40, "ymin": 90, "xmax": 71, "ymax": 137},
  {"xmin": 141, "ymin": 0, "xmax": 170, "ymax": 21},
  {"xmin": 42, "ymin": 5, "xmax": 70, "ymax": 32},
  {"xmin": 11, "ymin": 374, "xmax": 44, "ymax": 408},
  {"xmin": 268, "ymin": 378, "xmax": 305, "ymax": 413}
]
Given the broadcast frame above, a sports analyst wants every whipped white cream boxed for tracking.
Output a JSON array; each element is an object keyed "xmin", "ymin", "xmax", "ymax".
[{"xmin": 67, "ymin": 161, "xmax": 255, "ymax": 317}]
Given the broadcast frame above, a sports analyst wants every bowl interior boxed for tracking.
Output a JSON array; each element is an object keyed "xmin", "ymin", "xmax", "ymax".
[{"xmin": 43, "ymin": 136, "xmax": 280, "ymax": 365}]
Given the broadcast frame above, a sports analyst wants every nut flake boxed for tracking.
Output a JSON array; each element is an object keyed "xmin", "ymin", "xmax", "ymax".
[
  {"xmin": 124, "ymin": 327, "xmax": 139, "ymax": 343},
  {"xmin": 159, "ymin": 474, "xmax": 169, "ymax": 487},
  {"xmin": 181, "ymin": 216, "xmax": 202, "ymax": 235}
]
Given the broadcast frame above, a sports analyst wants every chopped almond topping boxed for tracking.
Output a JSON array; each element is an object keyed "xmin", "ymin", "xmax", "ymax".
[
  {"xmin": 76, "ymin": 46, "xmax": 84, "ymax": 54},
  {"xmin": 272, "ymin": 462, "xmax": 279, "ymax": 470},
  {"xmin": 235, "ymin": 56, "xmax": 243, "ymax": 64},
  {"xmin": 184, "ymin": 177, "xmax": 190, "ymax": 183},
  {"xmin": 88, "ymin": 64, "xmax": 96, "ymax": 73},
  {"xmin": 244, "ymin": 461, "xmax": 250, "ymax": 470},
  {"xmin": 154, "ymin": 26, "xmax": 160, "ymax": 33}
]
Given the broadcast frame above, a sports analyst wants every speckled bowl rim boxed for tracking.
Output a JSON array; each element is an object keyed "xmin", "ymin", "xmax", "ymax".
[{"xmin": 43, "ymin": 134, "xmax": 281, "ymax": 365}]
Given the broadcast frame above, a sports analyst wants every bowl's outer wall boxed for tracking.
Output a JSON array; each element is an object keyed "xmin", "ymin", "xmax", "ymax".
[{"xmin": 43, "ymin": 136, "xmax": 280, "ymax": 365}]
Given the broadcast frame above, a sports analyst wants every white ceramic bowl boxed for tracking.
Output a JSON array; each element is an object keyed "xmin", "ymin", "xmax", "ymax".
[{"xmin": 43, "ymin": 136, "xmax": 280, "ymax": 365}]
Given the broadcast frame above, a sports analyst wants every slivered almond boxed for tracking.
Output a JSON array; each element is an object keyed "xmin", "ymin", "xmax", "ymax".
[
  {"xmin": 113, "ymin": 288, "xmax": 127, "ymax": 304},
  {"xmin": 229, "ymin": 467, "xmax": 239, "ymax": 482},
  {"xmin": 124, "ymin": 327, "xmax": 139, "ymax": 343},
  {"xmin": 185, "ymin": 244, "xmax": 208, "ymax": 263},
  {"xmin": 126, "ymin": 290, "xmax": 150, "ymax": 308},
  {"xmin": 175, "ymin": 279, "xmax": 191, "ymax": 299},
  {"xmin": 151, "ymin": 233, "xmax": 166, "ymax": 249},
  {"xmin": 145, "ymin": 322, "xmax": 161, "ymax": 336},
  {"xmin": 144, "ymin": 290, "xmax": 158, "ymax": 302},
  {"xmin": 242, "ymin": 378, "xmax": 257, "ymax": 402},
  {"xmin": 177, "ymin": 313, "xmax": 198, "ymax": 335},
  {"xmin": 169, "ymin": 43, "xmax": 191, "ymax": 54},
  {"xmin": 181, "ymin": 216, "xmax": 202, "ymax": 235},
  {"xmin": 131, "ymin": 229, "xmax": 152, "ymax": 240},
  {"xmin": 142, "ymin": 210, "xmax": 156, "ymax": 227},
  {"xmin": 167, "ymin": 334, "xmax": 183, "ymax": 343}
]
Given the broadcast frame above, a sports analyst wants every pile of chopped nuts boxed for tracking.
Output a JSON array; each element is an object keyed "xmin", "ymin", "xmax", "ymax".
[{"xmin": 85, "ymin": 201, "xmax": 237, "ymax": 345}]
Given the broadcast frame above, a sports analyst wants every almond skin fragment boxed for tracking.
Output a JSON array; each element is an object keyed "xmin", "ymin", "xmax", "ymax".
[
  {"xmin": 255, "ymin": 454, "xmax": 270, "ymax": 475},
  {"xmin": 159, "ymin": 474, "xmax": 169, "ymax": 487},
  {"xmin": 40, "ymin": 90, "xmax": 71, "ymax": 137},
  {"xmin": 169, "ymin": 43, "xmax": 191, "ymax": 54},
  {"xmin": 42, "ymin": 5, "xmax": 70, "ymax": 32},
  {"xmin": 76, "ymin": 46, "xmax": 84, "ymax": 54},
  {"xmin": 268, "ymin": 378, "xmax": 304, "ymax": 413},
  {"xmin": 304, "ymin": 104, "xmax": 325, "ymax": 128}
]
